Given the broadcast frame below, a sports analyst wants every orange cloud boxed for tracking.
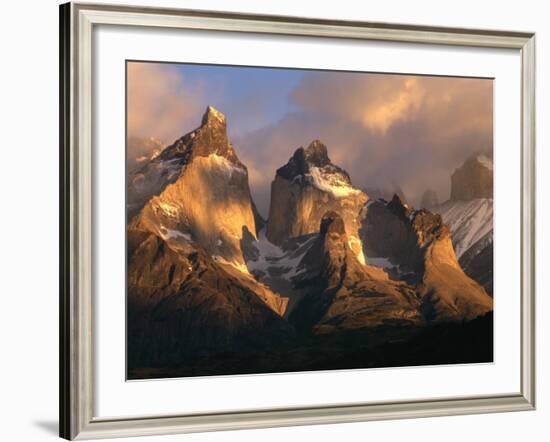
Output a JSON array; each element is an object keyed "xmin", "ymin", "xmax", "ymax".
[
  {"xmin": 361, "ymin": 77, "xmax": 425, "ymax": 133},
  {"xmin": 127, "ymin": 62, "xmax": 203, "ymax": 145},
  {"xmin": 125, "ymin": 64, "xmax": 493, "ymax": 215},
  {"xmin": 291, "ymin": 72, "xmax": 492, "ymax": 141},
  {"xmin": 238, "ymin": 73, "xmax": 492, "ymax": 214}
]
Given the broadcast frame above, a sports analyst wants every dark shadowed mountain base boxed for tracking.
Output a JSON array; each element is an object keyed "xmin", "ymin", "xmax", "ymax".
[{"xmin": 128, "ymin": 313, "xmax": 492, "ymax": 379}]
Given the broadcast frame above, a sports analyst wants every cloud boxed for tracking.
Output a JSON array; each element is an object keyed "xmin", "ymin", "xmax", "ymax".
[
  {"xmin": 127, "ymin": 62, "xmax": 203, "ymax": 148},
  {"xmin": 291, "ymin": 72, "xmax": 492, "ymax": 142},
  {"xmin": 292, "ymin": 74, "xmax": 426, "ymax": 134},
  {"xmin": 235, "ymin": 72, "xmax": 492, "ymax": 215},
  {"xmin": 126, "ymin": 64, "xmax": 493, "ymax": 216}
]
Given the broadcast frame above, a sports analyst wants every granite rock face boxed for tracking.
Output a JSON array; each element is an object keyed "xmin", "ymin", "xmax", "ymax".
[
  {"xmin": 434, "ymin": 154, "xmax": 493, "ymax": 294},
  {"xmin": 266, "ymin": 140, "xmax": 368, "ymax": 263},
  {"xmin": 450, "ymin": 154, "xmax": 493, "ymax": 201},
  {"xmin": 289, "ymin": 211, "xmax": 423, "ymax": 334},
  {"xmin": 127, "ymin": 107, "xmax": 290, "ymax": 370},
  {"xmin": 129, "ymin": 106, "xmax": 260, "ymax": 270},
  {"xmin": 127, "ymin": 109, "xmax": 494, "ymax": 376},
  {"xmin": 360, "ymin": 195, "xmax": 493, "ymax": 322},
  {"xmin": 127, "ymin": 229, "xmax": 292, "ymax": 368}
]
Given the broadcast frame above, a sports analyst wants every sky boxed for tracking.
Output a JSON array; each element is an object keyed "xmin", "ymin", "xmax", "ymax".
[{"xmin": 127, "ymin": 61, "xmax": 493, "ymax": 217}]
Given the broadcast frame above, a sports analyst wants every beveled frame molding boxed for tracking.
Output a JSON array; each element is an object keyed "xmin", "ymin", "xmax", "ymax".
[{"xmin": 59, "ymin": 2, "xmax": 536, "ymax": 440}]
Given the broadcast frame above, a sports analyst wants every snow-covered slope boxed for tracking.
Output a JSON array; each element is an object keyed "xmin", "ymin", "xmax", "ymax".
[
  {"xmin": 245, "ymin": 229, "xmax": 316, "ymax": 314},
  {"xmin": 305, "ymin": 166, "xmax": 362, "ymax": 198},
  {"xmin": 431, "ymin": 153, "xmax": 494, "ymax": 294},
  {"xmin": 435, "ymin": 198, "xmax": 493, "ymax": 259},
  {"xmin": 129, "ymin": 106, "xmax": 260, "ymax": 271},
  {"xmin": 127, "ymin": 136, "xmax": 165, "ymax": 174}
]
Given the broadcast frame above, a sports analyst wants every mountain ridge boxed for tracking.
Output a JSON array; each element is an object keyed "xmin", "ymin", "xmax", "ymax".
[
  {"xmin": 432, "ymin": 153, "xmax": 494, "ymax": 294},
  {"xmin": 127, "ymin": 107, "xmax": 494, "ymax": 377},
  {"xmin": 266, "ymin": 140, "xmax": 368, "ymax": 263},
  {"xmin": 128, "ymin": 106, "xmax": 261, "ymax": 270}
]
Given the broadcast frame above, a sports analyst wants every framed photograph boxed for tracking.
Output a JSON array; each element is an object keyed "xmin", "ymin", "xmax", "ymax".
[{"xmin": 59, "ymin": 2, "xmax": 536, "ymax": 440}]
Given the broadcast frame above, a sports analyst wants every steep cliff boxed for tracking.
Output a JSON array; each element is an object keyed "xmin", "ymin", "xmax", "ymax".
[
  {"xmin": 127, "ymin": 229, "xmax": 292, "ymax": 369},
  {"xmin": 266, "ymin": 140, "xmax": 368, "ymax": 263},
  {"xmin": 450, "ymin": 154, "xmax": 493, "ymax": 201},
  {"xmin": 435, "ymin": 153, "xmax": 493, "ymax": 294},
  {"xmin": 361, "ymin": 195, "xmax": 493, "ymax": 321},
  {"xmin": 129, "ymin": 106, "xmax": 260, "ymax": 270},
  {"xmin": 289, "ymin": 211, "xmax": 423, "ymax": 334}
]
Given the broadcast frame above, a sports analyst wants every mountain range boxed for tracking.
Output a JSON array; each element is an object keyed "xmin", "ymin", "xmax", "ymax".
[
  {"xmin": 429, "ymin": 154, "xmax": 494, "ymax": 295},
  {"xmin": 127, "ymin": 106, "xmax": 493, "ymax": 378}
]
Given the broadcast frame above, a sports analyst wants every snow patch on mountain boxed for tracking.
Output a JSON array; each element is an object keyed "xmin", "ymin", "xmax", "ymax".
[
  {"xmin": 205, "ymin": 105, "xmax": 226, "ymax": 123},
  {"xmin": 160, "ymin": 227, "xmax": 192, "ymax": 242},
  {"xmin": 308, "ymin": 166, "xmax": 362, "ymax": 198},
  {"xmin": 213, "ymin": 255, "xmax": 250, "ymax": 274},
  {"xmin": 246, "ymin": 229, "xmax": 314, "ymax": 279},
  {"xmin": 203, "ymin": 154, "xmax": 246, "ymax": 177},
  {"xmin": 366, "ymin": 256, "xmax": 393, "ymax": 269},
  {"xmin": 435, "ymin": 198, "xmax": 493, "ymax": 258},
  {"xmin": 348, "ymin": 235, "xmax": 366, "ymax": 265},
  {"xmin": 364, "ymin": 254, "xmax": 411, "ymax": 279},
  {"xmin": 131, "ymin": 157, "xmax": 182, "ymax": 191},
  {"xmin": 151, "ymin": 199, "xmax": 180, "ymax": 219}
]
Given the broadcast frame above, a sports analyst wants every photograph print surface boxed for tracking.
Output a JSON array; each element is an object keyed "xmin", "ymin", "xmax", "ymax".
[{"xmin": 126, "ymin": 61, "xmax": 494, "ymax": 379}]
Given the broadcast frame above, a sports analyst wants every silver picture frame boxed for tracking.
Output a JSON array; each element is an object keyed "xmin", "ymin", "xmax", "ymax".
[{"xmin": 59, "ymin": 2, "xmax": 536, "ymax": 439}]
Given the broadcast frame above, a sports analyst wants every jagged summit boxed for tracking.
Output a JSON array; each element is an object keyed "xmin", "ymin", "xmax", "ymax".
[
  {"xmin": 127, "ymin": 105, "xmax": 244, "ymax": 217},
  {"xmin": 156, "ymin": 105, "xmax": 236, "ymax": 165},
  {"xmin": 431, "ymin": 152, "xmax": 494, "ymax": 294},
  {"xmin": 387, "ymin": 193, "xmax": 412, "ymax": 218},
  {"xmin": 304, "ymin": 139, "xmax": 331, "ymax": 165},
  {"xmin": 201, "ymin": 105, "xmax": 226, "ymax": 126},
  {"xmin": 267, "ymin": 141, "xmax": 367, "ymax": 262},
  {"xmin": 475, "ymin": 154, "xmax": 493, "ymax": 170},
  {"xmin": 128, "ymin": 103, "xmax": 261, "ymax": 272},
  {"xmin": 277, "ymin": 140, "xmax": 349, "ymax": 182},
  {"xmin": 450, "ymin": 152, "xmax": 493, "ymax": 201},
  {"xmin": 127, "ymin": 105, "xmax": 494, "ymax": 377},
  {"xmin": 361, "ymin": 197, "xmax": 492, "ymax": 321},
  {"xmin": 289, "ymin": 210, "xmax": 423, "ymax": 333}
]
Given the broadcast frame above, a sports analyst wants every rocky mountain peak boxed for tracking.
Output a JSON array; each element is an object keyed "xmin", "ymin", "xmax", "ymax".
[
  {"xmin": 267, "ymin": 141, "xmax": 367, "ymax": 262},
  {"xmin": 155, "ymin": 105, "xmax": 236, "ymax": 166},
  {"xmin": 128, "ymin": 104, "xmax": 262, "ymax": 272},
  {"xmin": 304, "ymin": 140, "xmax": 331, "ymax": 166},
  {"xmin": 410, "ymin": 209, "xmax": 449, "ymax": 248},
  {"xmin": 293, "ymin": 211, "xmax": 355, "ymax": 291},
  {"xmin": 450, "ymin": 153, "xmax": 493, "ymax": 201},
  {"xmin": 275, "ymin": 148, "xmax": 308, "ymax": 180},
  {"xmin": 127, "ymin": 105, "xmax": 243, "ymax": 217},
  {"xmin": 276, "ymin": 139, "xmax": 346, "ymax": 181},
  {"xmin": 360, "ymin": 198, "xmax": 492, "ymax": 321},
  {"xmin": 289, "ymin": 209, "xmax": 424, "ymax": 334},
  {"xmin": 362, "ymin": 198, "xmax": 449, "ymax": 272},
  {"xmin": 387, "ymin": 194, "xmax": 412, "ymax": 218},
  {"xmin": 201, "ymin": 105, "xmax": 227, "ymax": 127}
]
